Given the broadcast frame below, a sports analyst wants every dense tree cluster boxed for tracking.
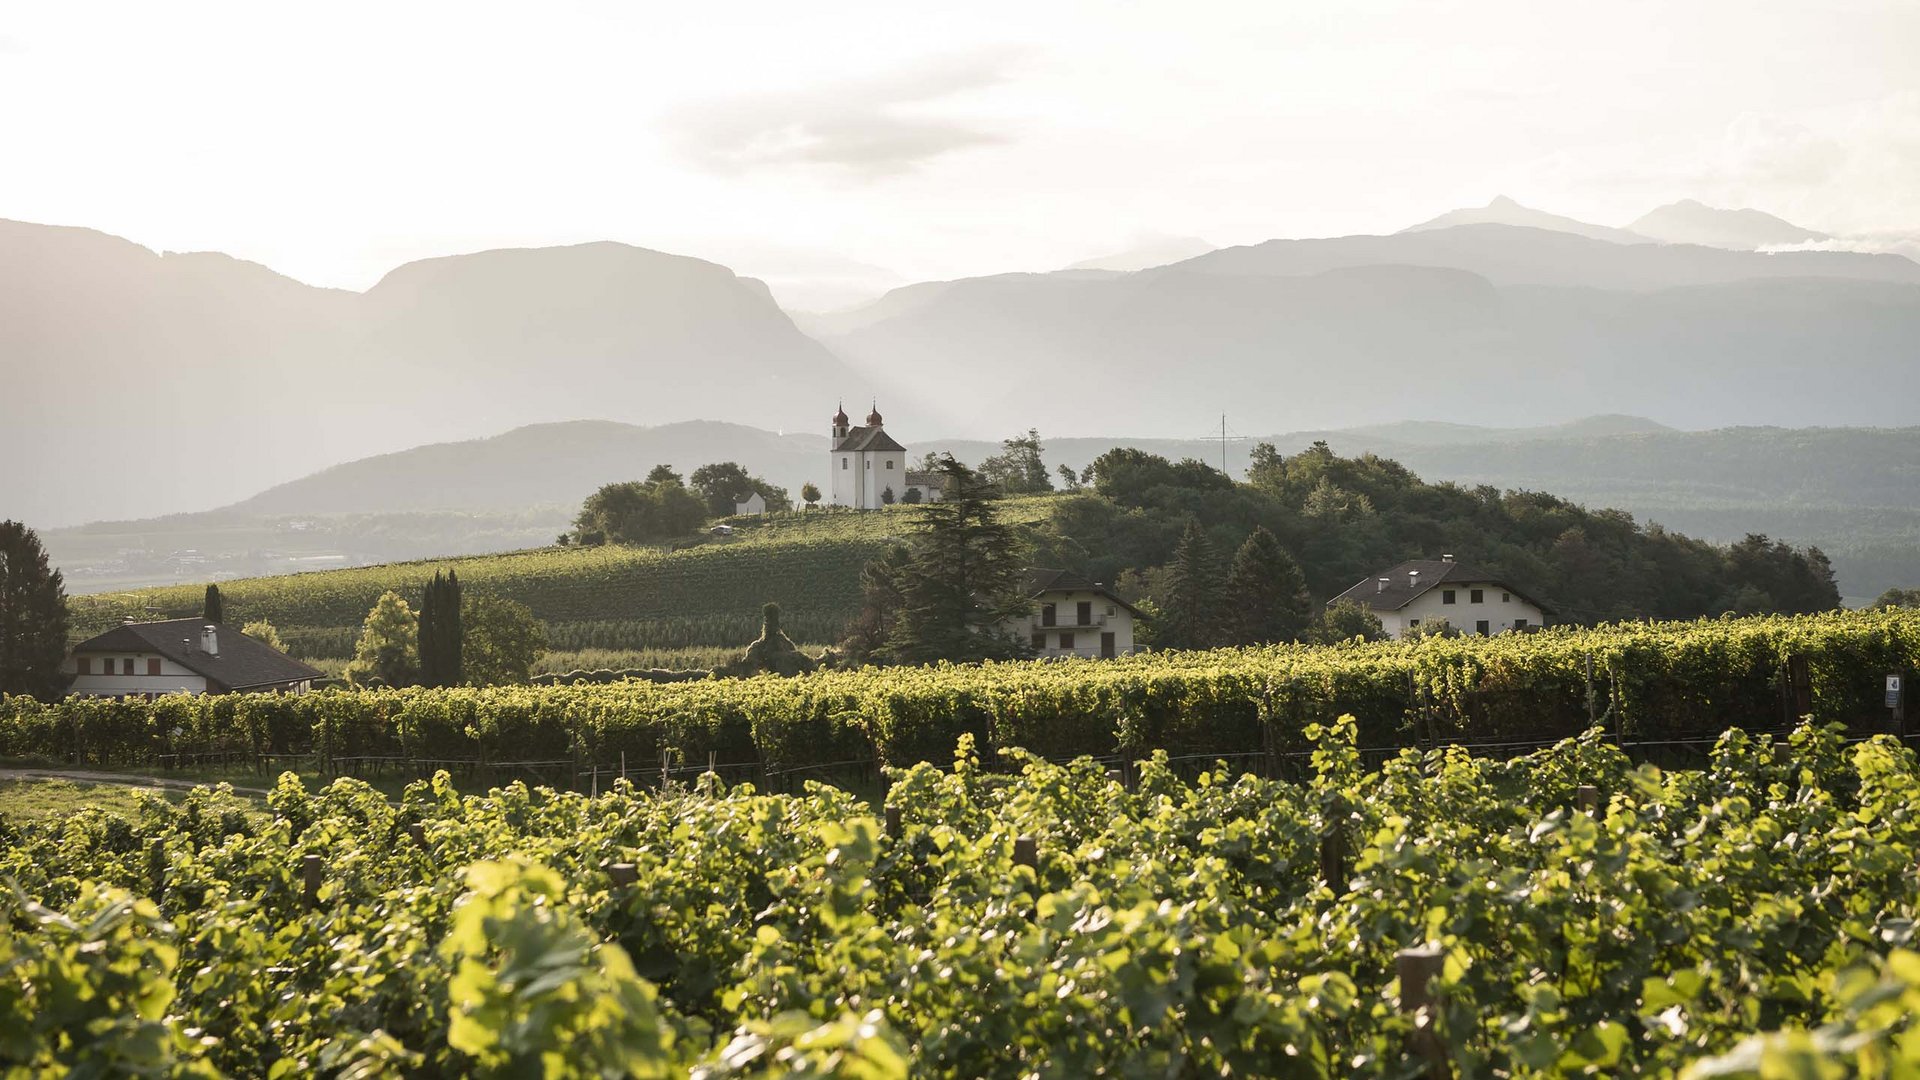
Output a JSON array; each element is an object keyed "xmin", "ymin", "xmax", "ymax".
[
  {"xmin": 977, "ymin": 429, "xmax": 1053, "ymax": 495},
  {"xmin": 348, "ymin": 581, "xmax": 546, "ymax": 688},
  {"xmin": 571, "ymin": 466, "xmax": 709, "ymax": 545},
  {"xmin": 1031, "ymin": 441, "xmax": 1839, "ymax": 636},
  {"xmin": 690, "ymin": 462, "xmax": 789, "ymax": 517}
]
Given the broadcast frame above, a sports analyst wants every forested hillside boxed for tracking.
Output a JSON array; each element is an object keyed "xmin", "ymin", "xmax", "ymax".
[{"xmin": 67, "ymin": 444, "xmax": 1842, "ymax": 663}]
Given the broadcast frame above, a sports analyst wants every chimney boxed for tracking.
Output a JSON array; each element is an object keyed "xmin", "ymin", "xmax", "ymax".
[
  {"xmin": 1408, "ymin": 570, "xmax": 1421, "ymax": 587},
  {"xmin": 1441, "ymin": 554, "xmax": 1454, "ymax": 563},
  {"xmin": 1376, "ymin": 577, "xmax": 1389, "ymax": 593},
  {"xmin": 201, "ymin": 625, "xmax": 218, "ymax": 657}
]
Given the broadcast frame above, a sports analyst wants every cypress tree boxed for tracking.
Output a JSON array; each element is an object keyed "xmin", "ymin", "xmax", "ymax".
[
  {"xmin": 203, "ymin": 583, "xmax": 224, "ymax": 624},
  {"xmin": 1159, "ymin": 521, "xmax": 1228, "ymax": 650},
  {"xmin": 1225, "ymin": 526, "xmax": 1313, "ymax": 644},
  {"xmin": 418, "ymin": 570, "xmax": 465, "ymax": 688}
]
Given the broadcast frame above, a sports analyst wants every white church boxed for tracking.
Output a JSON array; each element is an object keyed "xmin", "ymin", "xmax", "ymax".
[{"xmin": 829, "ymin": 402, "xmax": 943, "ymax": 508}]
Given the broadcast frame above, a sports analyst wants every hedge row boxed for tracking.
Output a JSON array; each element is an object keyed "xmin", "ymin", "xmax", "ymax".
[{"xmin": 4, "ymin": 610, "xmax": 1916, "ymax": 776}]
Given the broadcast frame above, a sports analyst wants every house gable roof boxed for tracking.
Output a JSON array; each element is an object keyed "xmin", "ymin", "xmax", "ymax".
[
  {"xmin": 72, "ymin": 619, "xmax": 324, "ymax": 691},
  {"xmin": 1328, "ymin": 559, "xmax": 1551, "ymax": 615},
  {"xmin": 833, "ymin": 425, "xmax": 906, "ymax": 453},
  {"xmin": 1022, "ymin": 568, "xmax": 1143, "ymax": 617}
]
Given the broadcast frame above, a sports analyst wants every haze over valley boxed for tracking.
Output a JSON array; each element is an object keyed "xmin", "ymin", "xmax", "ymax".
[{"xmin": 7, "ymin": 192, "xmax": 1919, "ymax": 530}]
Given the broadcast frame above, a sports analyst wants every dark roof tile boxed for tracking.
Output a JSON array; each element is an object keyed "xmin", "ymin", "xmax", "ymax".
[{"xmin": 73, "ymin": 619, "xmax": 324, "ymax": 691}]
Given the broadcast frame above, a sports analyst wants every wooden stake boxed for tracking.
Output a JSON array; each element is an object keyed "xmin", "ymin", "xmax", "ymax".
[
  {"xmin": 1319, "ymin": 823, "xmax": 1348, "ymax": 892},
  {"xmin": 1788, "ymin": 652, "xmax": 1813, "ymax": 721},
  {"xmin": 608, "ymin": 862, "xmax": 638, "ymax": 887},
  {"xmin": 884, "ymin": 805, "xmax": 902, "ymax": 836},
  {"xmin": 1013, "ymin": 835, "xmax": 1038, "ymax": 869},
  {"xmin": 1398, "ymin": 946, "xmax": 1448, "ymax": 1074},
  {"xmin": 708, "ymin": 750, "xmax": 717, "ymax": 776},
  {"xmin": 301, "ymin": 854, "xmax": 323, "ymax": 908},
  {"xmin": 148, "ymin": 837, "xmax": 167, "ymax": 900},
  {"xmin": 407, "ymin": 822, "xmax": 426, "ymax": 846},
  {"xmin": 1576, "ymin": 785, "xmax": 1600, "ymax": 814}
]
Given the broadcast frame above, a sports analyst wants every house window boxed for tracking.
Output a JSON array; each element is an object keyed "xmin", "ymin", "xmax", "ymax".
[
  {"xmin": 1442, "ymin": 590, "xmax": 1456, "ymax": 604},
  {"xmin": 886, "ymin": 460, "xmax": 895, "ymax": 469},
  {"xmin": 1106, "ymin": 605, "xmax": 1116, "ymax": 617},
  {"xmin": 122, "ymin": 658, "xmax": 135, "ymax": 675},
  {"xmin": 147, "ymin": 658, "xmax": 162, "ymax": 676},
  {"xmin": 1058, "ymin": 632, "xmax": 1075, "ymax": 650},
  {"xmin": 76, "ymin": 657, "xmax": 90, "ymax": 675},
  {"xmin": 1476, "ymin": 620, "xmax": 1489, "ymax": 636},
  {"xmin": 841, "ymin": 457, "xmax": 848, "ymax": 470},
  {"xmin": 1470, "ymin": 589, "xmax": 1484, "ymax": 603},
  {"xmin": 1041, "ymin": 603, "xmax": 1056, "ymax": 627},
  {"xmin": 1076, "ymin": 601, "xmax": 1092, "ymax": 626},
  {"xmin": 1409, "ymin": 619, "xmax": 1421, "ymax": 627},
  {"xmin": 1030, "ymin": 633, "xmax": 1046, "ymax": 651},
  {"xmin": 1502, "ymin": 592, "xmax": 1511, "ymax": 603},
  {"xmin": 865, "ymin": 459, "xmax": 871, "ymax": 470},
  {"xmin": 1514, "ymin": 618, "xmax": 1529, "ymax": 631}
]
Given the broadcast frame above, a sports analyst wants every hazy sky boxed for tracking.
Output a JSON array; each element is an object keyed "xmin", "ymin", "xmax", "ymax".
[{"xmin": 5, "ymin": 0, "xmax": 1918, "ymax": 306}]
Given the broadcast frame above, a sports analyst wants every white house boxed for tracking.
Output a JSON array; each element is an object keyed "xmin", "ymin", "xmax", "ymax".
[
  {"xmin": 734, "ymin": 491, "xmax": 768, "ymax": 516},
  {"xmin": 65, "ymin": 619, "xmax": 322, "ymax": 698},
  {"xmin": 1329, "ymin": 556, "xmax": 1547, "ymax": 640},
  {"xmin": 1003, "ymin": 569, "xmax": 1140, "ymax": 659},
  {"xmin": 828, "ymin": 402, "xmax": 941, "ymax": 508}
]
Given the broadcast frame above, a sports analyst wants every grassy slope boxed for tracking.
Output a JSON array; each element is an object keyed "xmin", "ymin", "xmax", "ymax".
[{"xmin": 68, "ymin": 500, "xmax": 1056, "ymax": 657}]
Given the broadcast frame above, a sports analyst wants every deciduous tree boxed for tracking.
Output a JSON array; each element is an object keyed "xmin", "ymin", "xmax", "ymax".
[
  {"xmin": 346, "ymin": 591, "xmax": 419, "ymax": 687},
  {"xmin": 461, "ymin": 594, "xmax": 546, "ymax": 686}
]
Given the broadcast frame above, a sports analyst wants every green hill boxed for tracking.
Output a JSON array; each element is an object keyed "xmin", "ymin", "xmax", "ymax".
[{"xmin": 68, "ymin": 501, "xmax": 1056, "ymax": 659}]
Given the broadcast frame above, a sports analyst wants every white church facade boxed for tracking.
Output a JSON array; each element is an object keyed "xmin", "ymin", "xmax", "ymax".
[{"xmin": 829, "ymin": 403, "xmax": 941, "ymax": 508}]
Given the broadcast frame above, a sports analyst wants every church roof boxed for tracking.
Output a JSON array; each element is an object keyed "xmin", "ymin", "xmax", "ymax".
[{"xmin": 833, "ymin": 425, "xmax": 905, "ymax": 453}]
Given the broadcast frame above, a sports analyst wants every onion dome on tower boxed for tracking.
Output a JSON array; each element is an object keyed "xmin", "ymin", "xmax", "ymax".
[
  {"xmin": 832, "ymin": 402, "xmax": 850, "ymax": 427},
  {"xmin": 865, "ymin": 401, "xmax": 884, "ymax": 427}
]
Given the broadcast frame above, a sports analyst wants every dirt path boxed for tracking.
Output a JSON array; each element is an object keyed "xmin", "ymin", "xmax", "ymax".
[{"xmin": 0, "ymin": 767, "xmax": 271, "ymax": 797}]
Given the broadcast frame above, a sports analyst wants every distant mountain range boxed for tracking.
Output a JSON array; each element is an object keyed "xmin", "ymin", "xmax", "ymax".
[
  {"xmin": 6, "ymin": 196, "xmax": 1918, "ymax": 528},
  {"xmin": 42, "ymin": 416, "xmax": 1920, "ymax": 603},
  {"xmin": 0, "ymin": 221, "xmax": 892, "ymax": 527}
]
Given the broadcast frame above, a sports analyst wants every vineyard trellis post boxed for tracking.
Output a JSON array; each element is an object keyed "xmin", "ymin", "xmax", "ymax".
[
  {"xmin": 148, "ymin": 838, "xmax": 167, "ymax": 901},
  {"xmin": 1319, "ymin": 821, "xmax": 1348, "ymax": 892},
  {"xmin": 1397, "ymin": 946, "xmax": 1448, "ymax": 1075},
  {"xmin": 301, "ymin": 855, "xmax": 323, "ymax": 908},
  {"xmin": 1584, "ymin": 653, "xmax": 1597, "ymax": 729},
  {"xmin": 1788, "ymin": 652, "xmax": 1812, "ymax": 721}
]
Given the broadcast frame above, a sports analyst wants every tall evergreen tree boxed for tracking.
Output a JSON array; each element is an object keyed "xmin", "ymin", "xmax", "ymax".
[
  {"xmin": 1225, "ymin": 526, "xmax": 1313, "ymax": 644},
  {"xmin": 0, "ymin": 521, "xmax": 70, "ymax": 700},
  {"xmin": 418, "ymin": 570, "xmax": 464, "ymax": 688},
  {"xmin": 203, "ymin": 583, "xmax": 224, "ymax": 624},
  {"xmin": 1157, "ymin": 521, "xmax": 1228, "ymax": 650},
  {"xmin": 885, "ymin": 456, "xmax": 1029, "ymax": 664}
]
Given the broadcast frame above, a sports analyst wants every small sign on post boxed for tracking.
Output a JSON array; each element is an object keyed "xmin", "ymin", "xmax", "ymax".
[{"xmin": 1890, "ymin": 673, "xmax": 1906, "ymax": 732}]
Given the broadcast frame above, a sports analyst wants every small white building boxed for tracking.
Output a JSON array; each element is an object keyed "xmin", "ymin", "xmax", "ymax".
[
  {"xmin": 734, "ymin": 491, "xmax": 768, "ymax": 516},
  {"xmin": 829, "ymin": 402, "xmax": 940, "ymax": 508},
  {"xmin": 65, "ymin": 619, "xmax": 322, "ymax": 698},
  {"xmin": 1329, "ymin": 556, "xmax": 1547, "ymax": 640},
  {"xmin": 1003, "ymin": 569, "xmax": 1140, "ymax": 659}
]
